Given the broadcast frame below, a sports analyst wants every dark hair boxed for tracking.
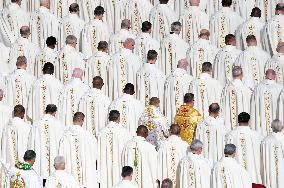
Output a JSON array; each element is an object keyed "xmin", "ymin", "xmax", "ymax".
[
  {"xmin": 250, "ymin": 7, "xmax": 261, "ymax": 18},
  {"xmin": 141, "ymin": 21, "xmax": 152, "ymax": 32},
  {"xmin": 225, "ymin": 34, "xmax": 235, "ymax": 45},
  {"xmin": 123, "ymin": 83, "xmax": 135, "ymax": 95},
  {"xmin": 46, "ymin": 36, "xmax": 57, "ymax": 46},
  {"xmin": 109, "ymin": 110, "xmax": 120, "ymax": 121},
  {"xmin": 222, "ymin": 0, "xmax": 232, "ymax": 7},
  {"xmin": 147, "ymin": 50, "xmax": 158, "ymax": 61},
  {"xmin": 170, "ymin": 124, "xmax": 181, "ymax": 135},
  {"xmin": 94, "ymin": 6, "xmax": 105, "ymax": 16},
  {"xmin": 121, "ymin": 166, "xmax": 133, "ymax": 177},
  {"xmin": 45, "ymin": 104, "xmax": 57, "ymax": 114},
  {"xmin": 42, "ymin": 62, "xmax": 54, "ymax": 74},
  {"xmin": 246, "ymin": 35, "xmax": 256, "ymax": 43},
  {"xmin": 238, "ymin": 112, "xmax": 250, "ymax": 123},
  {"xmin": 24, "ymin": 150, "xmax": 36, "ymax": 161},
  {"xmin": 14, "ymin": 105, "xmax": 25, "ymax": 115},
  {"xmin": 97, "ymin": 41, "xmax": 108, "ymax": 51},
  {"xmin": 202, "ymin": 62, "xmax": 212, "ymax": 72},
  {"xmin": 161, "ymin": 178, "xmax": 173, "ymax": 188},
  {"xmin": 73, "ymin": 112, "xmax": 85, "ymax": 122},
  {"xmin": 69, "ymin": 3, "xmax": 79, "ymax": 13},
  {"xmin": 184, "ymin": 93, "xmax": 194, "ymax": 103},
  {"xmin": 224, "ymin": 144, "xmax": 236, "ymax": 155},
  {"xmin": 209, "ymin": 103, "xmax": 220, "ymax": 113},
  {"xmin": 276, "ymin": 3, "xmax": 284, "ymax": 12}
]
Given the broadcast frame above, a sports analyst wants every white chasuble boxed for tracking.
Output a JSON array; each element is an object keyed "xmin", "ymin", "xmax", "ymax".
[
  {"xmin": 250, "ymin": 79, "xmax": 283, "ymax": 136},
  {"xmin": 0, "ymin": 102, "xmax": 12, "ymax": 148},
  {"xmin": 1, "ymin": 117, "xmax": 31, "ymax": 167},
  {"xmin": 121, "ymin": 136, "xmax": 158, "ymax": 188},
  {"xmin": 256, "ymin": 0, "xmax": 284, "ymax": 21},
  {"xmin": 158, "ymin": 135, "xmax": 188, "ymax": 187},
  {"xmin": 213, "ymin": 45, "xmax": 242, "ymax": 86},
  {"xmin": 46, "ymin": 170, "xmax": 79, "ymax": 188},
  {"xmin": 27, "ymin": 74, "xmax": 63, "ymax": 122},
  {"xmin": 0, "ymin": 42, "xmax": 10, "ymax": 75},
  {"xmin": 235, "ymin": 46, "xmax": 270, "ymax": 89},
  {"xmin": 160, "ymin": 33, "xmax": 189, "ymax": 75},
  {"xmin": 78, "ymin": 0, "xmax": 100, "ymax": 23},
  {"xmin": 210, "ymin": 7, "xmax": 243, "ymax": 48},
  {"xmin": 233, "ymin": 0, "xmax": 256, "ymax": 20},
  {"xmin": 195, "ymin": 116, "xmax": 226, "ymax": 164},
  {"xmin": 52, "ymin": 0, "xmax": 77, "ymax": 19},
  {"xmin": 179, "ymin": 6, "xmax": 209, "ymax": 45},
  {"xmin": 58, "ymin": 125, "xmax": 98, "ymax": 188},
  {"xmin": 212, "ymin": 157, "xmax": 252, "ymax": 188},
  {"xmin": 265, "ymin": 54, "xmax": 284, "ymax": 85},
  {"xmin": 177, "ymin": 152, "xmax": 211, "ymax": 188},
  {"xmin": 226, "ymin": 126, "xmax": 263, "ymax": 184},
  {"xmin": 97, "ymin": 122, "xmax": 132, "ymax": 188},
  {"xmin": 109, "ymin": 29, "xmax": 136, "ymax": 55},
  {"xmin": 136, "ymin": 63, "xmax": 166, "ymax": 107},
  {"xmin": 277, "ymin": 90, "xmax": 284, "ymax": 122},
  {"xmin": 164, "ymin": 68, "xmax": 193, "ymax": 123},
  {"xmin": 28, "ymin": 114, "xmax": 64, "ymax": 179},
  {"xmin": 103, "ymin": 0, "xmax": 125, "ymax": 33},
  {"xmin": 189, "ymin": 73, "xmax": 223, "ymax": 117},
  {"xmin": 186, "ymin": 39, "xmax": 219, "ymax": 78},
  {"xmin": 78, "ymin": 88, "xmax": 111, "ymax": 137},
  {"xmin": 221, "ymin": 79, "xmax": 252, "ymax": 130},
  {"xmin": 108, "ymin": 48, "xmax": 142, "ymax": 99},
  {"xmin": 261, "ymin": 132, "xmax": 284, "ymax": 188},
  {"xmin": 109, "ymin": 94, "xmax": 144, "ymax": 135}
]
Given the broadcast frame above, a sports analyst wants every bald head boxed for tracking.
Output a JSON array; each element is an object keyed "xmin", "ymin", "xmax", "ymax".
[
  {"xmin": 170, "ymin": 124, "xmax": 181, "ymax": 136},
  {"xmin": 20, "ymin": 26, "xmax": 30, "ymax": 38},
  {"xmin": 123, "ymin": 38, "xmax": 135, "ymax": 50},
  {"xmin": 276, "ymin": 42, "xmax": 284, "ymax": 54},
  {"xmin": 190, "ymin": 0, "xmax": 200, "ymax": 6},
  {"xmin": 199, "ymin": 29, "xmax": 210, "ymax": 40},
  {"xmin": 121, "ymin": 19, "xmax": 131, "ymax": 30},
  {"xmin": 149, "ymin": 97, "xmax": 160, "ymax": 107},
  {"xmin": 136, "ymin": 125, "xmax": 148, "ymax": 138},
  {"xmin": 92, "ymin": 76, "xmax": 104, "ymax": 89},
  {"xmin": 40, "ymin": 0, "xmax": 50, "ymax": 8},
  {"xmin": 72, "ymin": 68, "xmax": 84, "ymax": 80},
  {"xmin": 265, "ymin": 69, "xmax": 276, "ymax": 80},
  {"xmin": 177, "ymin": 59, "xmax": 188, "ymax": 71}
]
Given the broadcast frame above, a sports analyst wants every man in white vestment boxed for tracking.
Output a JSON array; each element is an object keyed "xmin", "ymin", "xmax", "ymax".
[
  {"xmin": 265, "ymin": 42, "xmax": 284, "ymax": 85},
  {"xmin": 210, "ymin": 0, "xmax": 243, "ymax": 48},
  {"xmin": 81, "ymin": 6, "xmax": 111, "ymax": 58},
  {"xmin": 262, "ymin": 3, "xmax": 284, "ymax": 55},
  {"xmin": 235, "ymin": 35, "xmax": 270, "ymax": 89},
  {"xmin": 179, "ymin": 0, "xmax": 209, "ymax": 45},
  {"xmin": 226, "ymin": 112, "xmax": 263, "ymax": 184},
  {"xmin": 52, "ymin": 0, "xmax": 77, "ymax": 19},
  {"xmin": 58, "ymin": 35, "xmax": 85, "ymax": 84},
  {"xmin": 0, "ymin": 42, "xmax": 10, "ymax": 75},
  {"xmin": 8, "ymin": 26, "xmax": 40, "ymax": 74},
  {"xmin": 195, "ymin": 103, "xmax": 226, "ymax": 164},
  {"xmin": 5, "ymin": 56, "xmax": 35, "ymax": 109},
  {"xmin": 212, "ymin": 144, "xmax": 252, "ymax": 188},
  {"xmin": 149, "ymin": 0, "xmax": 178, "ymax": 41},
  {"xmin": 108, "ymin": 38, "xmax": 142, "ymax": 99},
  {"xmin": 78, "ymin": 76, "xmax": 111, "ymax": 136},
  {"xmin": 28, "ymin": 104, "xmax": 64, "ymax": 179},
  {"xmin": 86, "ymin": 41, "xmax": 110, "ymax": 94},
  {"xmin": 0, "ymin": 0, "xmax": 30, "ymax": 47},
  {"xmin": 136, "ymin": 50, "xmax": 166, "ymax": 106},
  {"xmin": 109, "ymin": 19, "xmax": 136, "ymax": 54},
  {"xmin": 58, "ymin": 68, "xmax": 89, "ymax": 126},
  {"xmin": 260, "ymin": 119, "xmax": 284, "ymax": 188},
  {"xmin": 139, "ymin": 97, "xmax": 170, "ymax": 148},
  {"xmin": 164, "ymin": 59, "xmax": 193, "ymax": 122},
  {"xmin": 251, "ymin": 69, "xmax": 283, "ymax": 136},
  {"xmin": 58, "ymin": 112, "xmax": 98, "ymax": 188},
  {"xmin": 27, "ymin": 63, "xmax": 63, "ymax": 122},
  {"xmin": 59, "ymin": 3, "xmax": 85, "ymax": 50},
  {"xmin": 187, "ymin": 29, "xmax": 218, "ymax": 78},
  {"xmin": 121, "ymin": 125, "xmax": 158, "ymax": 188},
  {"xmin": 236, "ymin": 7, "xmax": 265, "ymax": 50},
  {"xmin": 102, "ymin": 0, "xmax": 124, "ymax": 33},
  {"xmin": 221, "ymin": 66, "xmax": 252, "ymax": 129},
  {"xmin": 109, "ymin": 83, "xmax": 144, "ymax": 135},
  {"xmin": 214, "ymin": 34, "xmax": 242, "ymax": 86},
  {"xmin": 35, "ymin": 36, "xmax": 59, "ymax": 78},
  {"xmin": 45, "ymin": 156, "xmax": 79, "ymax": 188},
  {"xmin": 161, "ymin": 21, "xmax": 189, "ymax": 75},
  {"xmin": 0, "ymin": 89, "xmax": 13, "ymax": 146},
  {"xmin": 177, "ymin": 139, "xmax": 211, "ymax": 188},
  {"xmin": 190, "ymin": 62, "xmax": 223, "ymax": 117},
  {"xmin": 30, "ymin": 0, "xmax": 59, "ymax": 49},
  {"xmin": 256, "ymin": 0, "xmax": 284, "ymax": 21},
  {"xmin": 158, "ymin": 124, "xmax": 188, "ymax": 187},
  {"xmin": 1, "ymin": 105, "xmax": 31, "ymax": 167},
  {"xmin": 233, "ymin": 0, "xmax": 256, "ymax": 20},
  {"xmin": 78, "ymin": 0, "xmax": 100, "ymax": 23},
  {"xmin": 98, "ymin": 110, "xmax": 132, "ymax": 188},
  {"xmin": 8, "ymin": 150, "xmax": 43, "ymax": 188},
  {"xmin": 112, "ymin": 166, "xmax": 138, "ymax": 188},
  {"xmin": 134, "ymin": 21, "xmax": 160, "ymax": 63}
]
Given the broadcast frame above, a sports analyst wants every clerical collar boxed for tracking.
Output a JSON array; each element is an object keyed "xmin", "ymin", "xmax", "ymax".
[{"xmin": 199, "ymin": 72, "xmax": 211, "ymax": 79}]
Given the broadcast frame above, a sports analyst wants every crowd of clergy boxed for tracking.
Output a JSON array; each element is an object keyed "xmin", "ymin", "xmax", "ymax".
[{"xmin": 0, "ymin": 0, "xmax": 284, "ymax": 187}]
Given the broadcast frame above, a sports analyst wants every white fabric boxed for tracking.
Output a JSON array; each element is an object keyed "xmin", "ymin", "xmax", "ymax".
[
  {"xmin": 195, "ymin": 116, "xmax": 226, "ymax": 164},
  {"xmin": 250, "ymin": 79, "xmax": 283, "ymax": 136},
  {"xmin": 0, "ymin": 102, "xmax": 12, "ymax": 150},
  {"xmin": 189, "ymin": 73, "xmax": 223, "ymax": 117},
  {"xmin": 256, "ymin": 0, "xmax": 284, "ymax": 21},
  {"xmin": 157, "ymin": 135, "xmax": 188, "ymax": 186},
  {"xmin": 112, "ymin": 180, "xmax": 138, "ymax": 188},
  {"xmin": 45, "ymin": 170, "xmax": 79, "ymax": 188},
  {"xmin": 109, "ymin": 94, "xmax": 144, "ymax": 135},
  {"xmin": 234, "ymin": 0, "xmax": 256, "ymax": 20},
  {"xmin": 28, "ymin": 114, "xmax": 64, "ymax": 179},
  {"xmin": 109, "ymin": 29, "xmax": 136, "ymax": 54},
  {"xmin": 121, "ymin": 136, "xmax": 158, "ymax": 188},
  {"xmin": 78, "ymin": 88, "xmax": 111, "ymax": 137},
  {"xmin": 265, "ymin": 53, "xmax": 284, "ymax": 85},
  {"xmin": 97, "ymin": 121, "xmax": 133, "ymax": 188},
  {"xmin": 103, "ymin": 0, "xmax": 125, "ymax": 33},
  {"xmin": 226, "ymin": 126, "xmax": 263, "ymax": 183},
  {"xmin": 277, "ymin": 90, "xmax": 284, "ymax": 122},
  {"xmin": 58, "ymin": 124, "xmax": 98, "ymax": 188},
  {"xmin": 52, "ymin": 0, "xmax": 77, "ymax": 19},
  {"xmin": 78, "ymin": 0, "xmax": 100, "ymax": 23},
  {"xmin": 0, "ymin": 42, "xmax": 10, "ymax": 75}
]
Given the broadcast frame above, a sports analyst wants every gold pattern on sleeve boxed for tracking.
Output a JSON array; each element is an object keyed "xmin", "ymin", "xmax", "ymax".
[
  {"xmin": 229, "ymin": 89, "xmax": 237, "ymax": 129},
  {"xmin": 92, "ymin": 27, "xmax": 97, "ymax": 54},
  {"xmin": 264, "ymin": 91, "xmax": 272, "ymax": 134},
  {"xmin": 197, "ymin": 48, "xmax": 204, "ymax": 77},
  {"xmin": 240, "ymin": 134, "xmax": 247, "ymax": 170},
  {"xmin": 186, "ymin": 14, "xmax": 192, "ymax": 44},
  {"xmin": 44, "ymin": 124, "xmax": 51, "ymax": 175}
]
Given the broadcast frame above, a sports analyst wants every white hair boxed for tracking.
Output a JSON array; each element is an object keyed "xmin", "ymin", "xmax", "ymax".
[
  {"xmin": 65, "ymin": 35, "xmax": 77, "ymax": 45},
  {"xmin": 190, "ymin": 139, "xmax": 203, "ymax": 152},
  {"xmin": 54, "ymin": 156, "xmax": 65, "ymax": 167},
  {"xmin": 271, "ymin": 119, "xmax": 283, "ymax": 133},
  {"xmin": 40, "ymin": 0, "xmax": 50, "ymax": 4}
]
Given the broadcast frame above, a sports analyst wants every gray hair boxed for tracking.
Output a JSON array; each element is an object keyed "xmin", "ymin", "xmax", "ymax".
[
  {"xmin": 190, "ymin": 139, "xmax": 203, "ymax": 152},
  {"xmin": 65, "ymin": 35, "xmax": 77, "ymax": 45},
  {"xmin": 40, "ymin": 0, "xmax": 50, "ymax": 4},
  {"xmin": 54, "ymin": 156, "xmax": 65, "ymax": 167},
  {"xmin": 123, "ymin": 38, "xmax": 135, "ymax": 46},
  {"xmin": 224, "ymin": 144, "xmax": 236, "ymax": 155},
  {"xmin": 171, "ymin": 21, "xmax": 182, "ymax": 32},
  {"xmin": 271, "ymin": 119, "xmax": 283, "ymax": 133},
  {"xmin": 16, "ymin": 56, "xmax": 27, "ymax": 66},
  {"xmin": 177, "ymin": 59, "xmax": 188, "ymax": 70},
  {"xmin": 232, "ymin": 66, "xmax": 243, "ymax": 78}
]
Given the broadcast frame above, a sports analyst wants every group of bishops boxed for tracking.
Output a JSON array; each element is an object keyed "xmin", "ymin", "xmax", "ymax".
[{"xmin": 0, "ymin": 0, "xmax": 283, "ymax": 187}]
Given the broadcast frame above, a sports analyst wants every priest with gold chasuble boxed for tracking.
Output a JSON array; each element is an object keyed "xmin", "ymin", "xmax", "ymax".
[{"xmin": 175, "ymin": 93, "xmax": 203, "ymax": 144}]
